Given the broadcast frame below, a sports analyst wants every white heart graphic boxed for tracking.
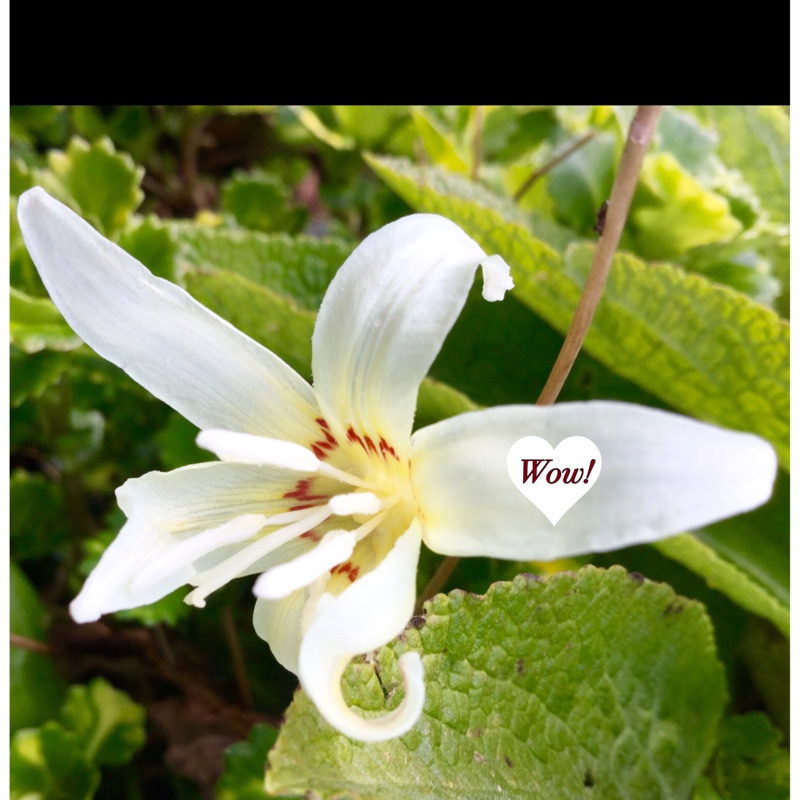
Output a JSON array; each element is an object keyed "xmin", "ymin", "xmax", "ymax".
[{"xmin": 507, "ymin": 436, "xmax": 602, "ymax": 525}]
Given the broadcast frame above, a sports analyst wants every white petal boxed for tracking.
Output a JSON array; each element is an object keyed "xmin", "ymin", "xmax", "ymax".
[
  {"xmin": 69, "ymin": 462, "xmax": 303, "ymax": 621},
  {"xmin": 17, "ymin": 188, "xmax": 321, "ymax": 442},
  {"xmin": 253, "ymin": 576, "xmax": 328, "ymax": 675},
  {"xmin": 411, "ymin": 403, "xmax": 777, "ymax": 561},
  {"xmin": 312, "ymin": 214, "xmax": 510, "ymax": 454},
  {"xmin": 298, "ymin": 523, "xmax": 424, "ymax": 741},
  {"xmin": 197, "ymin": 429, "xmax": 321, "ymax": 471},
  {"xmin": 253, "ymin": 530, "xmax": 357, "ymax": 599}
]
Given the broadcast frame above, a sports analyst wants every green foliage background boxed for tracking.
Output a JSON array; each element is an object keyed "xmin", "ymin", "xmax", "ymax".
[{"xmin": 9, "ymin": 105, "xmax": 789, "ymax": 799}]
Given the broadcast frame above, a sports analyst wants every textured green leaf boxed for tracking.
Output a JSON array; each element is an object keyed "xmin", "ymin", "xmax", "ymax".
[
  {"xmin": 682, "ymin": 106, "xmax": 790, "ymax": 317},
  {"xmin": 630, "ymin": 153, "xmax": 742, "ymax": 260},
  {"xmin": 11, "ymin": 723, "xmax": 98, "ymax": 800},
  {"xmin": 221, "ymin": 171, "xmax": 307, "ymax": 234},
  {"xmin": 706, "ymin": 713, "xmax": 789, "ymax": 800},
  {"xmin": 268, "ymin": 568, "xmax": 726, "ymax": 800},
  {"xmin": 43, "ymin": 136, "xmax": 144, "ymax": 235},
  {"xmin": 651, "ymin": 535, "xmax": 788, "ymax": 637},
  {"xmin": 10, "ymin": 562, "xmax": 67, "ymax": 732},
  {"xmin": 59, "ymin": 678, "xmax": 146, "ymax": 766},
  {"xmin": 10, "ymin": 287, "xmax": 84, "ymax": 353},
  {"xmin": 683, "ymin": 107, "xmax": 789, "ymax": 226},
  {"xmin": 216, "ymin": 724, "xmax": 281, "ymax": 800},
  {"xmin": 172, "ymin": 221, "xmax": 351, "ymax": 310},
  {"xmin": 366, "ymin": 155, "xmax": 789, "ymax": 469}
]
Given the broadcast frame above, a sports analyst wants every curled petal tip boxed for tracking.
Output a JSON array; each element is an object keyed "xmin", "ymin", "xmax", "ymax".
[
  {"xmin": 309, "ymin": 650, "xmax": 425, "ymax": 743},
  {"xmin": 480, "ymin": 254, "xmax": 514, "ymax": 302}
]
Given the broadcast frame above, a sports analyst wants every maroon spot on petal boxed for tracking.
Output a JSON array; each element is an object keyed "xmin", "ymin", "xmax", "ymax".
[
  {"xmin": 363, "ymin": 435, "xmax": 378, "ymax": 455},
  {"xmin": 310, "ymin": 444, "xmax": 326, "ymax": 460}
]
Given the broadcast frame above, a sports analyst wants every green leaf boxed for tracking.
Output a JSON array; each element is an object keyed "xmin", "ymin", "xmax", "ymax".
[
  {"xmin": 366, "ymin": 155, "xmax": 790, "ymax": 469},
  {"xmin": 11, "ymin": 723, "xmax": 99, "ymax": 800},
  {"xmin": 221, "ymin": 171, "xmax": 308, "ymax": 235},
  {"xmin": 216, "ymin": 724, "xmax": 284, "ymax": 800},
  {"xmin": 44, "ymin": 136, "xmax": 144, "ymax": 235},
  {"xmin": 706, "ymin": 713, "xmax": 789, "ymax": 800},
  {"xmin": 118, "ymin": 215, "xmax": 177, "ymax": 281},
  {"xmin": 172, "ymin": 221, "xmax": 351, "ymax": 310},
  {"xmin": 184, "ymin": 268, "xmax": 315, "ymax": 380},
  {"xmin": 651, "ymin": 535, "xmax": 788, "ymax": 637},
  {"xmin": 10, "ymin": 562, "xmax": 67, "ymax": 732},
  {"xmin": 683, "ymin": 107, "xmax": 789, "ymax": 226},
  {"xmin": 59, "ymin": 678, "xmax": 146, "ymax": 766},
  {"xmin": 630, "ymin": 153, "xmax": 742, "ymax": 260},
  {"xmin": 738, "ymin": 620, "xmax": 789, "ymax": 736},
  {"xmin": 412, "ymin": 109, "xmax": 470, "ymax": 174},
  {"xmin": 545, "ymin": 132, "xmax": 616, "ymax": 234},
  {"xmin": 10, "ymin": 347, "xmax": 68, "ymax": 408},
  {"xmin": 10, "ymin": 287, "xmax": 84, "ymax": 353},
  {"xmin": 10, "ymin": 470, "xmax": 69, "ymax": 561},
  {"xmin": 268, "ymin": 568, "xmax": 726, "ymax": 800}
]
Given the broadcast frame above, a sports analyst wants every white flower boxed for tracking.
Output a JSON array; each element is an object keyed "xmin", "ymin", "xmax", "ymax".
[{"xmin": 17, "ymin": 187, "xmax": 777, "ymax": 742}]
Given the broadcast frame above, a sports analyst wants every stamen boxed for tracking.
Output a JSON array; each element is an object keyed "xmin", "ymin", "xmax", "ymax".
[
  {"xmin": 253, "ymin": 530, "xmax": 357, "ymax": 600},
  {"xmin": 316, "ymin": 461, "xmax": 373, "ymax": 489},
  {"xmin": 197, "ymin": 429, "xmax": 320, "ymax": 471},
  {"xmin": 184, "ymin": 504, "xmax": 332, "ymax": 608},
  {"xmin": 130, "ymin": 513, "xmax": 268, "ymax": 594},
  {"xmin": 329, "ymin": 492, "xmax": 382, "ymax": 516}
]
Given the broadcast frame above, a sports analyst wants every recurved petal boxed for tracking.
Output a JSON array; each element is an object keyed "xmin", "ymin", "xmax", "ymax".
[
  {"xmin": 411, "ymin": 403, "xmax": 777, "ymax": 561},
  {"xmin": 69, "ymin": 462, "xmax": 305, "ymax": 621},
  {"xmin": 312, "ymin": 214, "xmax": 511, "ymax": 455},
  {"xmin": 17, "ymin": 187, "xmax": 321, "ymax": 441},
  {"xmin": 297, "ymin": 522, "xmax": 425, "ymax": 741}
]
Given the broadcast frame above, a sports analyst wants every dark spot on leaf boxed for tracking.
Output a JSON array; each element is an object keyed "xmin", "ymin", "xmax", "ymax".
[
  {"xmin": 662, "ymin": 601, "xmax": 685, "ymax": 616},
  {"xmin": 629, "ymin": 572, "xmax": 645, "ymax": 584},
  {"xmin": 504, "ymin": 755, "xmax": 513, "ymax": 768},
  {"xmin": 468, "ymin": 727, "xmax": 483, "ymax": 738},
  {"xmin": 565, "ymin": 642, "xmax": 574, "ymax": 651},
  {"xmin": 473, "ymin": 751, "xmax": 487, "ymax": 763},
  {"xmin": 584, "ymin": 769, "xmax": 595, "ymax": 788},
  {"xmin": 515, "ymin": 658, "xmax": 525, "ymax": 674},
  {"xmin": 408, "ymin": 615, "xmax": 426, "ymax": 630}
]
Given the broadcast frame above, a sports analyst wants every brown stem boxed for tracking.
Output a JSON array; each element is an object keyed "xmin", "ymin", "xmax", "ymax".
[
  {"xmin": 514, "ymin": 131, "xmax": 596, "ymax": 203},
  {"xmin": 10, "ymin": 633, "xmax": 52, "ymax": 655},
  {"xmin": 222, "ymin": 605, "xmax": 253, "ymax": 709},
  {"xmin": 536, "ymin": 105, "xmax": 662, "ymax": 406},
  {"xmin": 414, "ymin": 556, "xmax": 460, "ymax": 615}
]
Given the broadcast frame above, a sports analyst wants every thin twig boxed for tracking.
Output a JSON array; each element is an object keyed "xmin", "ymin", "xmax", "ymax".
[
  {"xmin": 471, "ymin": 105, "xmax": 483, "ymax": 182},
  {"xmin": 514, "ymin": 131, "xmax": 596, "ymax": 203},
  {"xmin": 536, "ymin": 105, "xmax": 662, "ymax": 406},
  {"xmin": 222, "ymin": 605, "xmax": 253, "ymax": 709},
  {"xmin": 10, "ymin": 633, "xmax": 53, "ymax": 655},
  {"xmin": 153, "ymin": 623, "xmax": 177, "ymax": 667},
  {"xmin": 414, "ymin": 556, "xmax": 460, "ymax": 615}
]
